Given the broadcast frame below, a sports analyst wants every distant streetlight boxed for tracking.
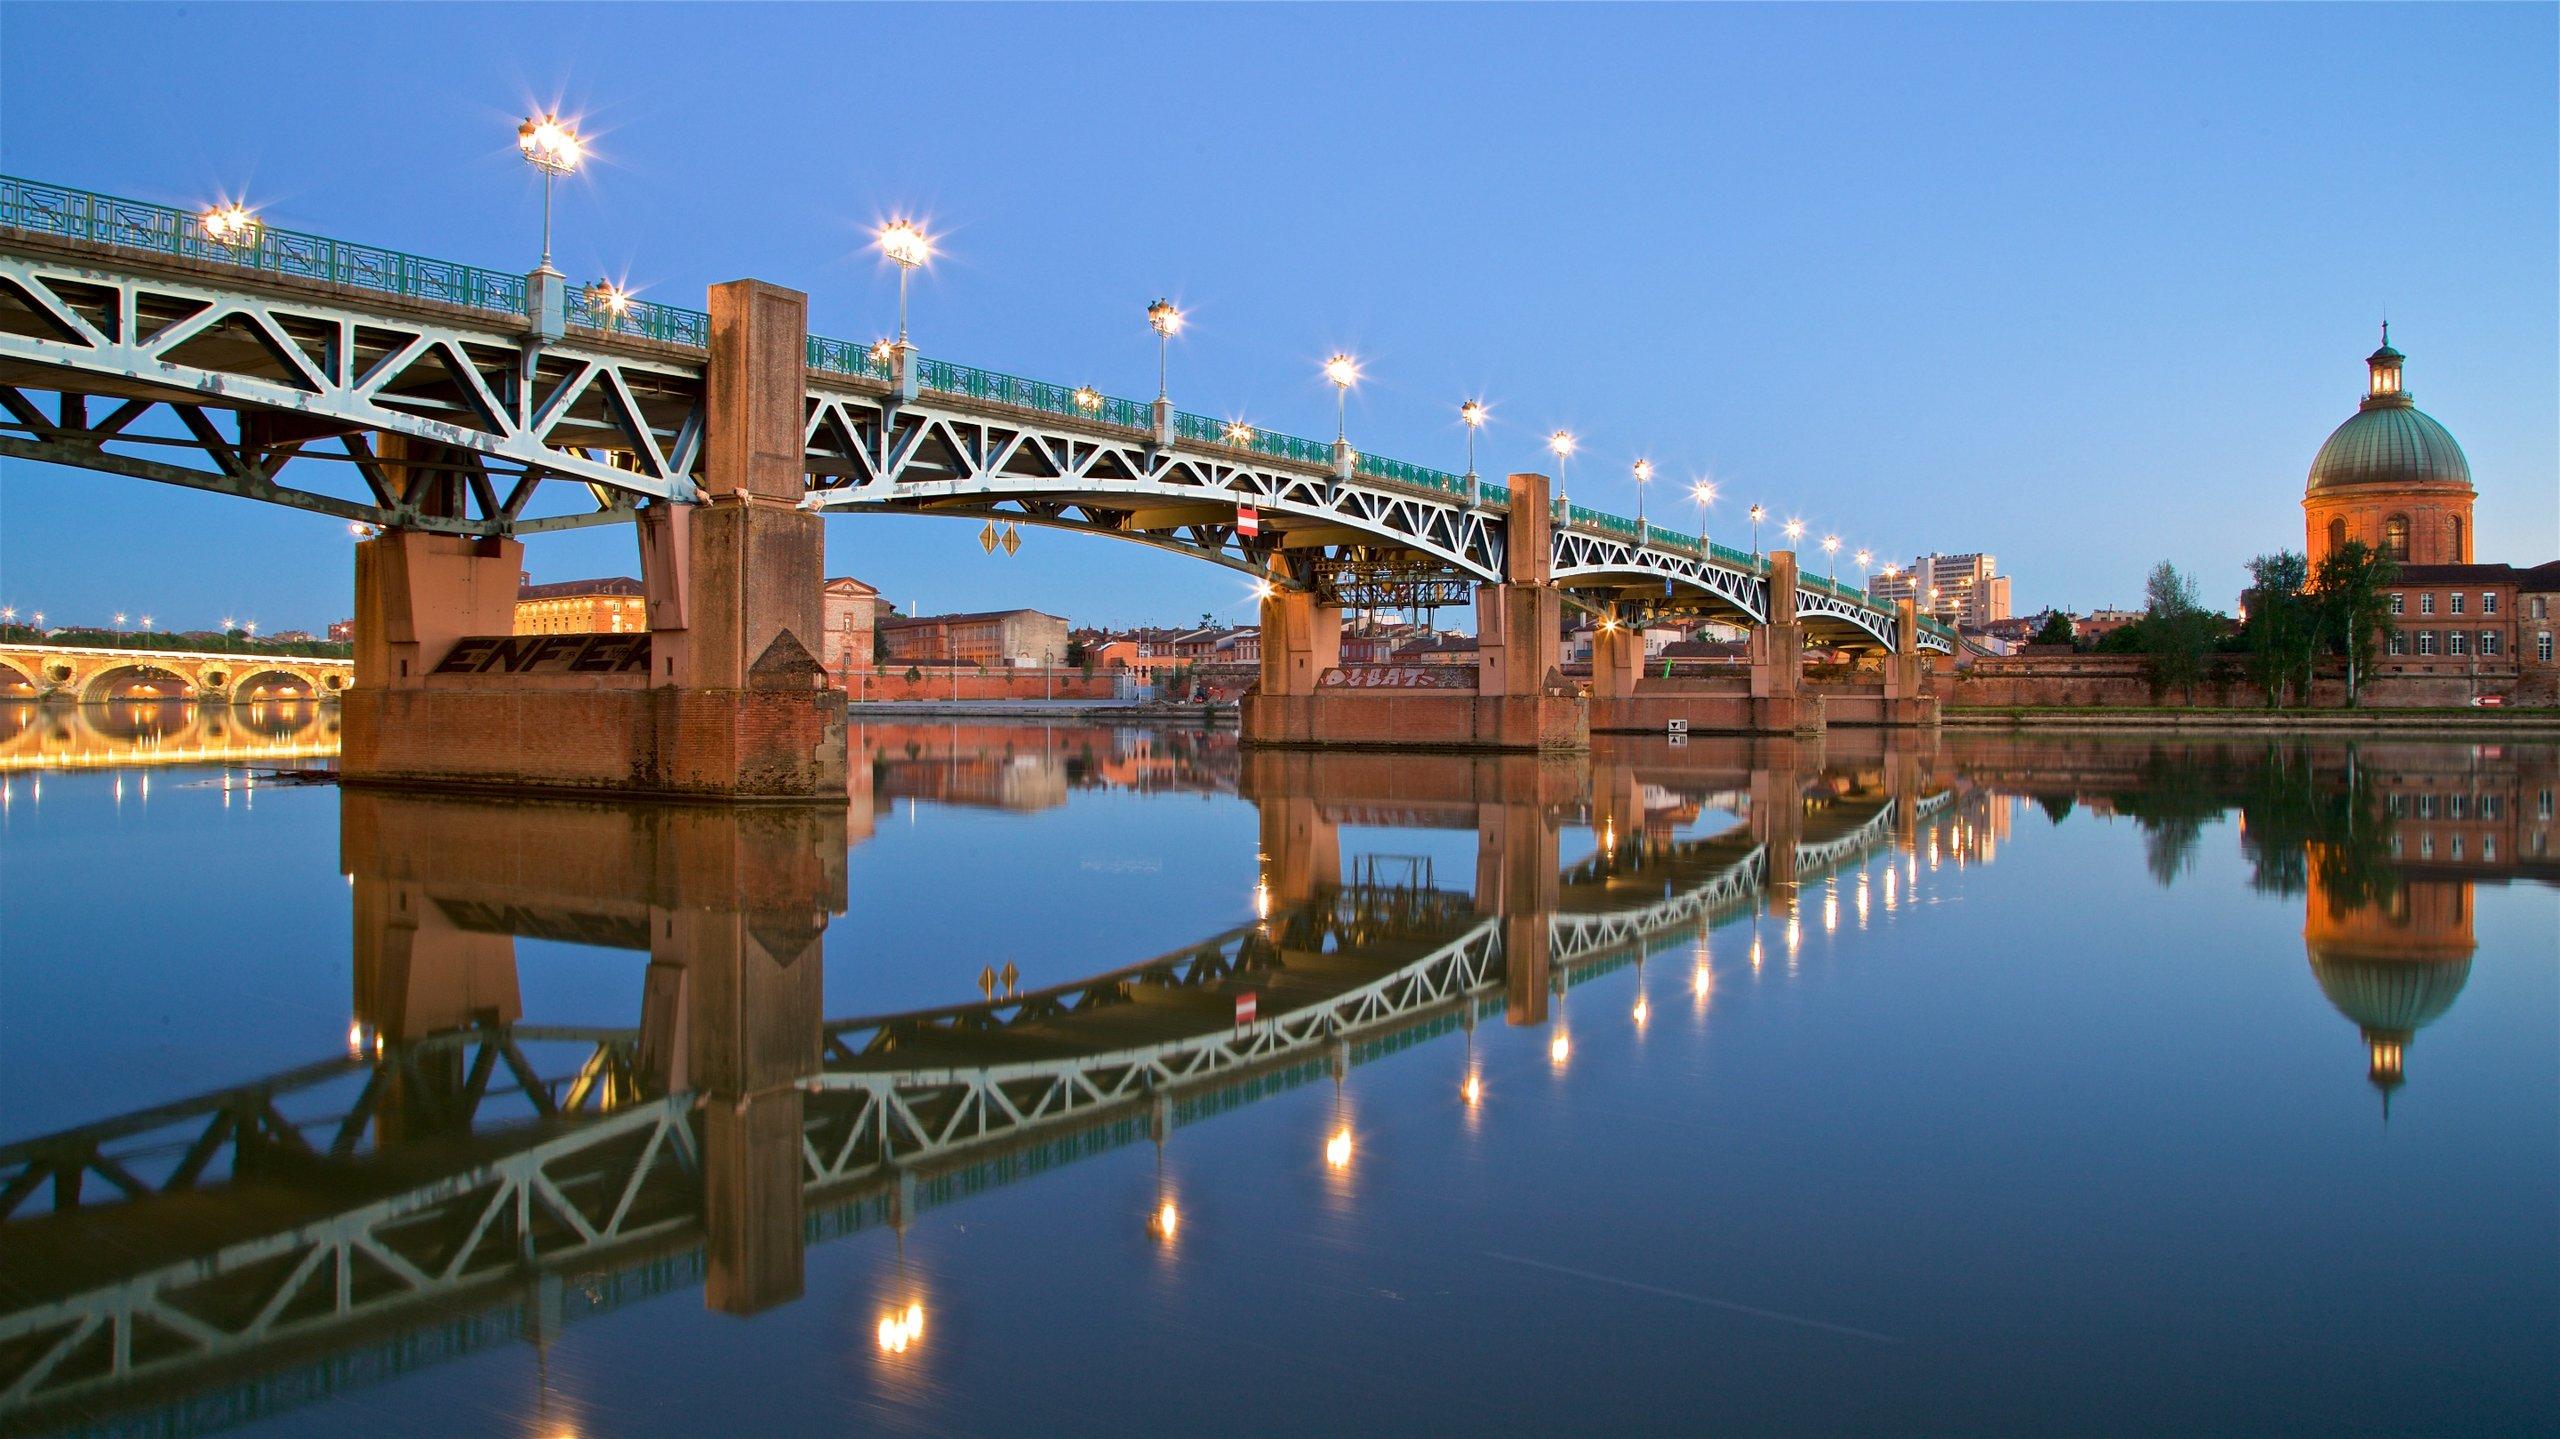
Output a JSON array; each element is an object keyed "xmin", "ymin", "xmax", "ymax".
[
  {"xmin": 1782, "ymin": 518, "xmax": 1806, "ymax": 556},
  {"xmin": 1147, "ymin": 300, "xmax": 1183, "ymax": 399},
  {"xmin": 1072, "ymin": 386, "xmax": 1102, "ymax": 414},
  {"xmin": 1748, "ymin": 504, "xmax": 1766, "ymax": 558},
  {"xmin": 1632, "ymin": 458, "xmax": 1654, "ymax": 533},
  {"xmin": 1547, "ymin": 430, "xmax": 1575, "ymax": 514},
  {"xmin": 877, "ymin": 220, "xmax": 932, "ymax": 348},
  {"xmin": 588, "ymin": 279, "xmax": 633, "ymax": 325},
  {"xmin": 1459, "ymin": 400, "xmax": 1487, "ymax": 477},
  {"xmin": 1854, "ymin": 548, "xmax": 1873, "ymax": 590},
  {"xmin": 1822, "ymin": 534, "xmax": 1841, "ymax": 582},
  {"xmin": 1323, "ymin": 353, "xmax": 1358, "ymax": 442},
  {"xmin": 1224, "ymin": 420, "xmax": 1256, "ymax": 446},
  {"xmin": 199, "ymin": 202, "xmax": 260, "ymax": 248},
  {"xmin": 515, "ymin": 113, "xmax": 583, "ymax": 273},
  {"xmin": 1690, "ymin": 480, "xmax": 1717, "ymax": 554}
]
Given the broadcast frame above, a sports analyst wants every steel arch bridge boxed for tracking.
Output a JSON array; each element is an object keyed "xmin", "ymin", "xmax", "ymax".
[
  {"xmin": 0, "ymin": 786, "xmax": 1955, "ymax": 1435},
  {"xmin": 0, "ymin": 175, "xmax": 1952, "ymax": 657}
]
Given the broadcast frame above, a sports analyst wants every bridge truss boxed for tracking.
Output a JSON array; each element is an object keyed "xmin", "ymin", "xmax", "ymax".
[{"xmin": 0, "ymin": 174, "xmax": 1952, "ymax": 654}]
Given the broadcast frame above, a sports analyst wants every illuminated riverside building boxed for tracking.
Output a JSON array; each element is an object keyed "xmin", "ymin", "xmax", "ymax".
[
  {"xmin": 1868, "ymin": 552, "xmax": 2010, "ymax": 630},
  {"xmin": 512, "ymin": 575, "xmax": 646, "ymax": 635}
]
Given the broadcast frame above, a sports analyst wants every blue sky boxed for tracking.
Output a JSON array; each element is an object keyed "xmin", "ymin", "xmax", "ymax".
[{"xmin": 1, "ymin": 2, "xmax": 2552, "ymax": 631}]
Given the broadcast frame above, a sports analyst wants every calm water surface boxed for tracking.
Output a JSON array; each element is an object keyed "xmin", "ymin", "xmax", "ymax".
[{"xmin": 1, "ymin": 706, "xmax": 2553, "ymax": 1436}]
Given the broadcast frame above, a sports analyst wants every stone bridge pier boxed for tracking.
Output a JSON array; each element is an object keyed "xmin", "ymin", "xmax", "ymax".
[
  {"xmin": 1242, "ymin": 473, "xmax": 1586, "ymax": 752},
  {"xmin": 1589, "ymin": 550, "xmax": 1826, "ymax": 737},
  {"xmin": 342, "ymin": 280, "xmax": 846, "ymax": 800}
]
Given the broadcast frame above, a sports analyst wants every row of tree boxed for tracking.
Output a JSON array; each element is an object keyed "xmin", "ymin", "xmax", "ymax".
[{"xmin": 2026, "ymin": 542, "xmax": 2398, "ymax": 705}]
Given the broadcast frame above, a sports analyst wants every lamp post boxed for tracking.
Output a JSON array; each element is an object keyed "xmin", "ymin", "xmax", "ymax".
[
  {"xmin": 878, "ymin": 221, "xmax": 932, "ymax": 350},
  {"xmin": 1748, "ymin": 504, "xmax": 1765, "ymax": 559},
  {"xmin": 1547, "ymin": 430, "xmax": 1575, "ymax": 517},
  {"xmin": 515, "ymin": 114, "xmax": 583, "ymax": 273},
  {"xmin": 1854, "ymin": 549, "xmax": 1872, "ymax": 592},
  {"xmin": 1459, "ymin": 400, "xmax": 1486, "ymax": 504},
  {"xmin": 1323, "ymin": 354, "xmax": 1358, "ymax": 442},
  {"xmin": 1631, "ymin": 458, "xmax": 1653, "ymax": 535},
  {"xmin": 199, "ymin": 203, "xmax": 260, "ymax": 249},
  {"xmin": 1822, "ymin": 534, "xmax": 1840, "ymax": 584},
  {"xmin": 1690, "ymin": 480, "xmax": 1716, "ymax": 555},
  {"xmin": 1148, "ymin": 300, "xmax": 1182, "ymax": 399},
  {"xmin": 115, "ymin": 612, "xmax": 127, "ymax": 644},
  {"xmin": 1783, "ymin": 518, "xmax": 1805, "ymax": 556}
]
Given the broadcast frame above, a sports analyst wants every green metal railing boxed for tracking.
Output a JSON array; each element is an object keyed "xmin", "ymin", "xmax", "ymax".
[
  {"xmin": 1, "ymin": 172, "xmax": 1933, "ymax": 636},
  {"xmin": 566, "ymin": 288, "xmax": 709, "ymax": 347},
  {"xmin": 0, "ymin": 174, "xmax": 529, "ymax": 315},
  {"xmin": 808, "ymin": 334, "xmax": 894, "ymax": 382},
  {"xmin": 1353, "ymin": 452, "xmax": 1471, "ymax": 498},
  {"xmin": 1173, "ymin": 411, "xmax": 1335, "ymax": 467}
]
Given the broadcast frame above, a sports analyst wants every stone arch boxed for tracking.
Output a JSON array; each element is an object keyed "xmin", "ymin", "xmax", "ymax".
[
  {"xmin": 0, "ymin": 655, "xmax": 39, "ymax": 697},
  {"xmin": 76, "ymin": 661, "xmax": 194, "ymax": 705},
  {"xmin": 230, "ymin": 666, "xmax": 324, "ymax": 704}
]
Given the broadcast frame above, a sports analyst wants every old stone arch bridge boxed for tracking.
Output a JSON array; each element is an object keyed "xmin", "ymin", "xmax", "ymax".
[{"xmin": 0, "ymin": 642, "xmax": 351, "ymax": 704}]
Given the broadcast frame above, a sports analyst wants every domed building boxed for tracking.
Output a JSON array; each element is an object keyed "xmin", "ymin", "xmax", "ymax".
[{"xmin": 2304, "ymin": 327, "xmax": 2474, "ymax": 566}]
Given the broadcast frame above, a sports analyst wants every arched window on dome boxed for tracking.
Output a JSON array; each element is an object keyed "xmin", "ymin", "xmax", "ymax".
[
  {"xmin": 2449, "ymin": 515, "xmax": 2465, "ymax": 562},
  {"xmin": 2383, "ymin": 514, "xmax": 2410, "ymax": 561},
  {"xmin": 2327, "ymin": 518, "xmax": 2347, "ymax": 555}
]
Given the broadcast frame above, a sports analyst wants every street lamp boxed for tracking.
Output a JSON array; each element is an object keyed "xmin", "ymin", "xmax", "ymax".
[
  {"xmin": 1224, "ymin": 420, "xmax": 1256, "ymax": 445},
  {"xmin": 1459, "ymin": 400, "xmax": 1487, "ymax": 477},
  {"xmin": 515, "ymin": 114, "xmax": 583, "ymax": 273},
  {"xmin": 877, "ymin": 220, "xmax": 932, "ymax": 349},
  {"xmin": 1632, "ymin": 458, "xmax": 1653, "ymax": 533},
  {"xmin": 1323, "ymin": 353, "xmax": 1358, "ymax": 442},
  {"xmin": 1782, "ymin": 518, "xmax": 1806, "ymax": 554},
  {"xmin": 1547, "ymin": 430, "xmax": 1575, "ymax": 514},
  {"xmin": 588, "ymin": 279, "xmax": 633, "ymax": 326},
  {"xmin": 1147, "ymin": 300, "xmax": 1182, "ymax": 399},
  {"xmin": 1072, "ymin": 386, "xmax": 1102, "ymax": 414},
  {"xmin": 199, "ymin": 202, "xmax": 260, "ymax": 248},
  {"xmin": 1854, "ymin": 549, "xmax": 1872, "ymax": 590},
  {"xmin": 1690, "ymin": 480, "xmax": 1716, "ymax": 553},
  {"xmin": 1748, "ymin": 504, "xmax": 1766, "ymax": 558},
  {"xmin": 1822, "ymin": 534, "xmax": 1841, "ymax": 583}
]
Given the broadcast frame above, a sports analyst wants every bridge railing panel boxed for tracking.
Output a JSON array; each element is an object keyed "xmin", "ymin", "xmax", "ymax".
[
  {"xmin": 566, "ymin": 289, "xmax": 711, "ymax": 347},
  {"xmin": 0, "ymin": 174, "xmax": 529, "ymax": 316},
  {"xmin": 808, "ymin": 334, "xmax": 895, "ymax": 382}
]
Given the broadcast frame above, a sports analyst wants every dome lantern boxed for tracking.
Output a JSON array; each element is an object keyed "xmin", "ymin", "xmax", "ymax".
[{"xmin": 2365, "ymin": 321, "xmax": 2406, "ymax": 404}]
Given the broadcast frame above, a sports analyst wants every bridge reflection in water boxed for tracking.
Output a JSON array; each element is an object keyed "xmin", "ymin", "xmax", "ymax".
[
  {"xmin": 6, "ymin": 731, "xmax": 2531, "ymax": 1436},
  {"xmin": 0, "ymin": 733, "xmax": 1959, "ymax": 1437},
  {"xmin": 0, "ymin": 699, "xmax": 339, "ymax": 774}
]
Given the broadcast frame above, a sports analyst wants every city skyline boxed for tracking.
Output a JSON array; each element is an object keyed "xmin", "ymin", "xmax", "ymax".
[{"xmin": 0, "ymin": 3, "xmax": 2552, "ymax": 631}]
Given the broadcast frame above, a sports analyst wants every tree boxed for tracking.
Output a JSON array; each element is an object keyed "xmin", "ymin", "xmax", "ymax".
[
  {"xmin": 2311, "ymin": 541, "xmax": 2396, "ymax": 707},
  {"xmin": 2138, "ymin": 562, "xmax": 2214, "ymax": 703},
  {"xmin": 1062, "ymin": 638, "xmax": 1087, "ymax": 667},
  {"xmin": 2030, "ymin": 611, "xmax": 2075, "ymax": 648},
  {"xmin": 2093, "ymin": 620, "xmax": 2145, "ymax": 655},
  {"xmin": 2243, "ymin": 551, "xmax": 2314, "ymax": 708}
]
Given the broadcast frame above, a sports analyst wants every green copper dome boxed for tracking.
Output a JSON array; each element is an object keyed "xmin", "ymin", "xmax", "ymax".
[{"xmin": 2306, "ymin": 335, "xmax": 2473, "ymax": 493}]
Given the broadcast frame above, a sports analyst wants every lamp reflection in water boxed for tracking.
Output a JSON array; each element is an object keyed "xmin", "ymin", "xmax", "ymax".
[
  {"xmin": 1823, "ymin": 881, "xmax": 1840, "ymax": 935},
  {"xmin": 1631, "ymin": 954, "xmax": 1649, "ymax": 1032}
]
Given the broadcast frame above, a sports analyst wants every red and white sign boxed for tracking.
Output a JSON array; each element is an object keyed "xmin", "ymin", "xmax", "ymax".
[
  {"xmin": 1236, "ymin": 503, "xmax": 1260, "ymax": 538},
  {"xmin": 1234, "ymin": 991, "xmax": 1259, "ymax": 1026}
]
